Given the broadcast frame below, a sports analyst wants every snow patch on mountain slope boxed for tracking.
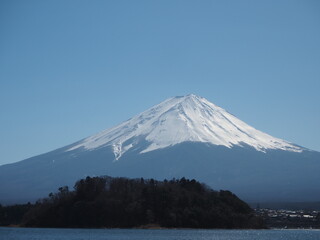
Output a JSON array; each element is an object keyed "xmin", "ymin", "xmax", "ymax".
[{"xmin": 67, "ymin": 94, "xmax": 303, "ymax": 159}]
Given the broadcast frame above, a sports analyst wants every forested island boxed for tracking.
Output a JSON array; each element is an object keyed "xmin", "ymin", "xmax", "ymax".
[{"xmin": 0, "ymin": 176, "xmax": 264, "ymax": 229}]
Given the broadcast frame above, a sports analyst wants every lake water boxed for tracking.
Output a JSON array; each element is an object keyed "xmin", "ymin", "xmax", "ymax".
[{"xmin": 1, "ymin": 227, "xmax": 320, "ymax": 240}]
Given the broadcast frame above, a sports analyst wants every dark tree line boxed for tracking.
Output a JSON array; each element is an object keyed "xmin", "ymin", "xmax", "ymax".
[
  {"xmin": 0, "ymin": 203, "xmax": 32, "ymax": 226},
  {"xmin": 2, "ymin": 176, "xmax": 265, "ymax": 228}
]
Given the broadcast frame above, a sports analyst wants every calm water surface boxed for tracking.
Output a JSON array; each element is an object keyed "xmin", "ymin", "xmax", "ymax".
[{"xmin": 1, "ymin": 227, "xmax": 320, "ymax": 240}]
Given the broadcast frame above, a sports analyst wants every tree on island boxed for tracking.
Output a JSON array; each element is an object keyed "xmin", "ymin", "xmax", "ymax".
[{"xmin": 20, "ymin": 176, "xmax": 264, "ymax": 229}]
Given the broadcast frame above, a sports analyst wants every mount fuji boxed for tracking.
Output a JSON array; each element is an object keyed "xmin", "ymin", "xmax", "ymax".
[{"xmin": 1, "ymin": 94, "xmax": 319, "ymax": 204}]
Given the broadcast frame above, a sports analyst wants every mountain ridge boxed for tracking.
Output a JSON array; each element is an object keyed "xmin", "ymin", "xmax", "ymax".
[
  {"xmin": 0, "ymin": 94, "xmax": 319, "ymax": 204},
  {"xmin": 67, "ymin": 94, "xmax": 303, "ymax": 161}
]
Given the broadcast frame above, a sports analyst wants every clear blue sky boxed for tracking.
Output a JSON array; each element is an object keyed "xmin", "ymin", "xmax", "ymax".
[{"xmin": 1, "ymin": 0, "xmax": 319, "ymax": 166}]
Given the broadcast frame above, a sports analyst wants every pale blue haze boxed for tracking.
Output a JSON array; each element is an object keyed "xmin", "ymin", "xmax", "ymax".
[{"xmin": 0, "ymin": 0, "xmax": 319, "ymax": 165}]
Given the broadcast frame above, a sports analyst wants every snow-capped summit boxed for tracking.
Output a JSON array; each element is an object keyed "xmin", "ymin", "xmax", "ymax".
[
  {"xmin": 1, "ymin": 94, "xmax": 319, "ymax": 204},
  {"xmin": 68, "ymin": 94, "xmax": 302, "ymax": 159}
]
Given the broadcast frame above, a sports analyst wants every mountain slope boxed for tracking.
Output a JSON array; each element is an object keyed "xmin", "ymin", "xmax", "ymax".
[
  {"xmin": 68, "ymin": 94, "xmax": 302, "ymax": 159},
  {"xmin": 0, "ymin": 94, "xmax": 319, "ymax": 204}
]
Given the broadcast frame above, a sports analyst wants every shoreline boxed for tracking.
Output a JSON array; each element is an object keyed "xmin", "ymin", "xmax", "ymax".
[{"xmin": 2, "ymin": 225, "xmax": 319, "ymax": 231}]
